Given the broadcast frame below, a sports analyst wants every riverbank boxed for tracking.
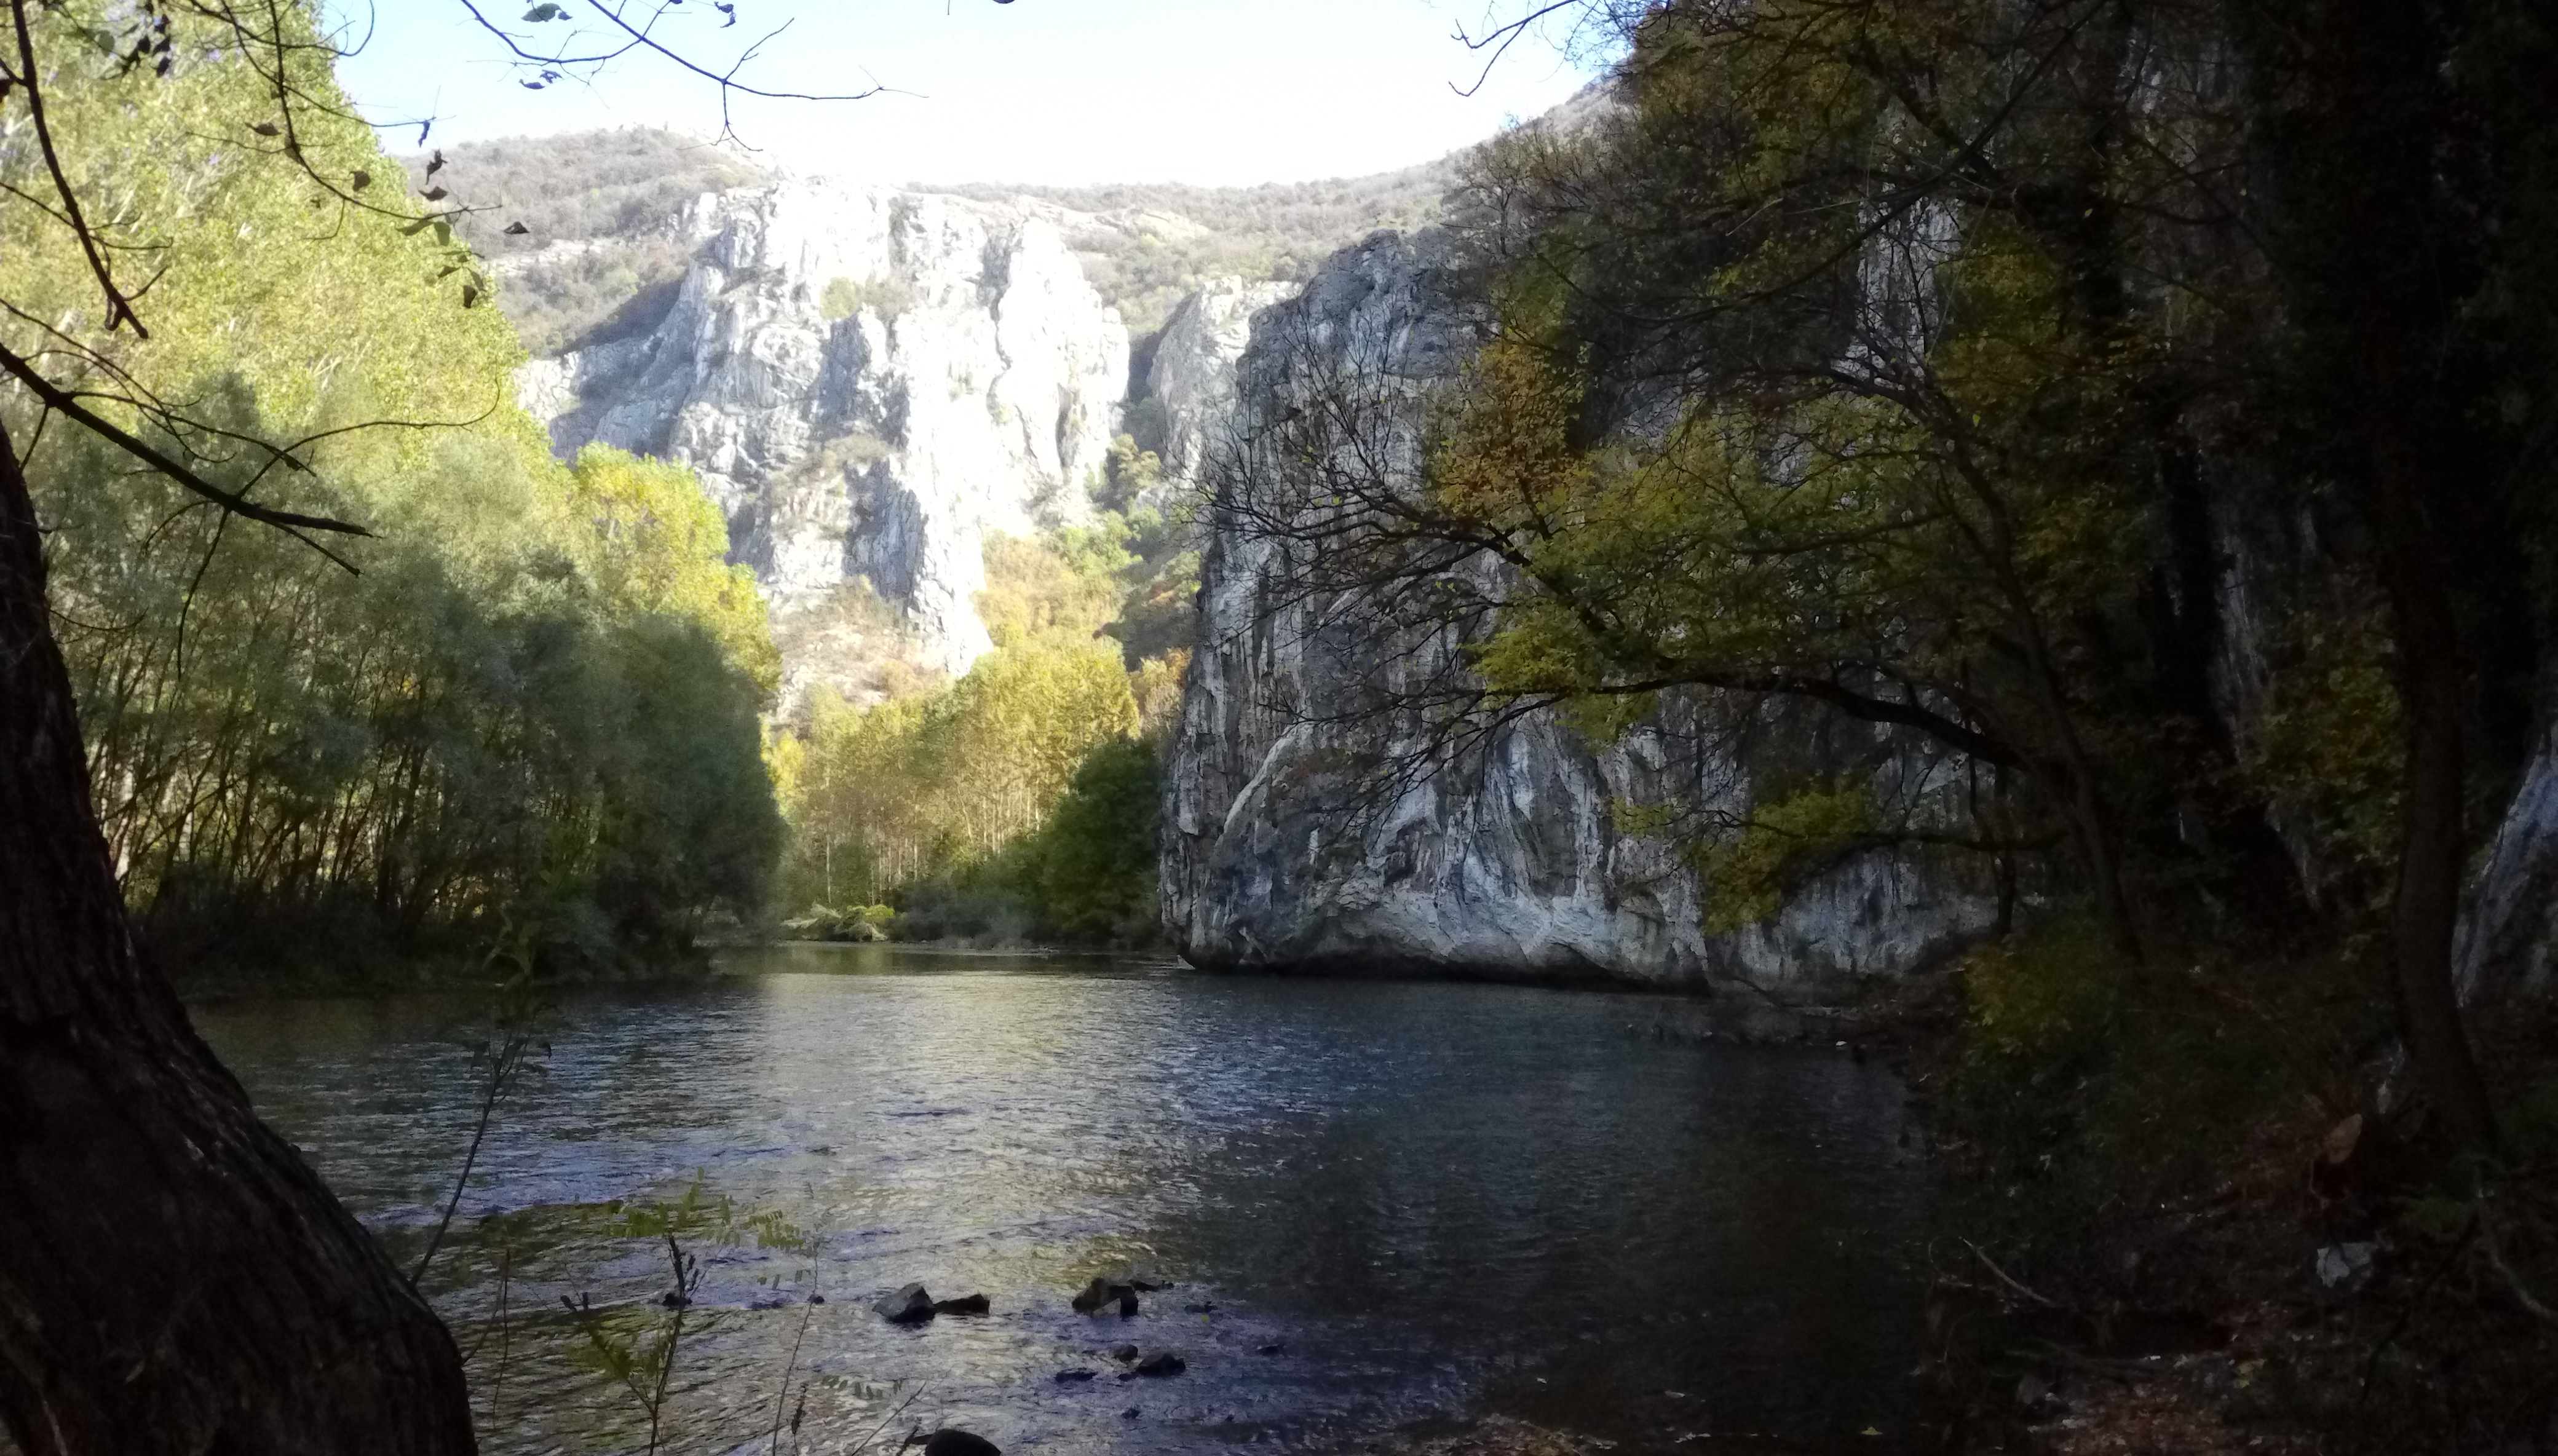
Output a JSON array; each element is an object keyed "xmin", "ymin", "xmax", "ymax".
[{"xmin": 1897, "ymin": 934, "xmax": 2558, "ymax": 1456}]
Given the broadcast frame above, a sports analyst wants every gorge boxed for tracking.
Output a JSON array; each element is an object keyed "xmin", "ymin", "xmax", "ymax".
[{"xmin": 9, "ymin": 3, "xmax": 2558, "ymax": 1453}]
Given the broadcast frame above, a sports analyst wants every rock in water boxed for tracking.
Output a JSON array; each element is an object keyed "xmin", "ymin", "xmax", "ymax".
[
  {"xmin": 920, "ymin": 1431, "xmax": 1000, "ymax": 1456},
  {"xmin": 1053, "ymin": 1369, "xmax": 1098, "ymax": 1383},
  {"xmin": 932, "ymin": 1293, "xmax": 991, "ymax": 1315},
  {"xmin": 1109, "ymin": 1343, "xmax": 1138, "ymax": 1364},
  {"xmin": 1132, "ymin": 1351, "xmax": 1186, "ymax": 1377},
  {"xmin": 1072, "ymin": 1276, "xmax": 1139, "ymax": 1316},
  {"xmin": 873, "ymin": 1283, "xmax": 935, "ymax": 1324}
]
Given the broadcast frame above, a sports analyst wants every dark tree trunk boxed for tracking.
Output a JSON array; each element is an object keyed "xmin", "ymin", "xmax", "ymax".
[
  {"xmin": 2244, "ymin": 0, "xmax": 2501, "ymax": 1152},
  {"xmin": 2369, "ymin": 463, "xmax": 2501, "ymax": 1154},
  {"xmin": 0, "ymin": 417, "xmax": 477, "ymax": 1453}
]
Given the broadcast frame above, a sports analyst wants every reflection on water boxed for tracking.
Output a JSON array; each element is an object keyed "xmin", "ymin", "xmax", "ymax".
[{"xmin": 193, "ymin": 946, "xmax": 1934, "ymax": 1454}]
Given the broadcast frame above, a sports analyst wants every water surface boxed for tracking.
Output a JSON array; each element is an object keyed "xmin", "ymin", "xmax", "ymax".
[{"xmin": 195, "ymin": 946, "xmax": 1933, "ymax": 1455}]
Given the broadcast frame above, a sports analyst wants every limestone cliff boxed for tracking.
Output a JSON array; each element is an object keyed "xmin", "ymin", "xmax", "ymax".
[
  {"xmin": 517, "ymin": 181, "xmax": 1129, "ymax": 677},
  {"xmin": 1161, "ymin": 232, "xmax": 1998, "ymax": 996},
  {"xmin": 1145, "ymin": 277, "xmax": 1293, "ymax": 496}
]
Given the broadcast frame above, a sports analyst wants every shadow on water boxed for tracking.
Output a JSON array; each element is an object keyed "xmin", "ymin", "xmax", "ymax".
[{"xmin": 192, "ymin": 946, "xmax": 1934, "ymax": 1454}]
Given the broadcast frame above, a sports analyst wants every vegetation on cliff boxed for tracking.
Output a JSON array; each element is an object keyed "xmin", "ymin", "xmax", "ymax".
[{"xmin": 1237, "ymin": 0, "xmax": 2558, "ymax": 1446}]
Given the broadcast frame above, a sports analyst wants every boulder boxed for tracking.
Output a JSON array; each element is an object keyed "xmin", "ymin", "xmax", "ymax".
[
  {"xmin": 1071, "ymin": 1277, "xmax": 1140, "ymax": 1316},
  {"xmin": 873, "ymin": 1283, "xmax": 936, "ymax": 1324},
  {"xmin": 932, "ymin": 1293, "xmax": 991, "ymax": 1315},
  {"xmin": 920, "ymin": 1431, "xmax": 1000, "ymax": 1456}
]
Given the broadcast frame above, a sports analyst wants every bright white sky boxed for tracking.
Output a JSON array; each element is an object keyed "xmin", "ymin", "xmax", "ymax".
[{"xmin": 328, "ymin": 0, "xmax": 1607, "ymax": 186}]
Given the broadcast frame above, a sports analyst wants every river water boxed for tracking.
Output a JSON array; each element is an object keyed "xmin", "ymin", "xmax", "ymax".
[{"xmin": 193, "ymin": 946, "xmax": 1935, "ymax": 1455}]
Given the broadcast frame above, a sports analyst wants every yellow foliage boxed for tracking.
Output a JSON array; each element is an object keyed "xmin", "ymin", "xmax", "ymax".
[
  {"xmin": 1963, "ymin": 916, "xmax": 2125, "ymax": 1060},
  {"xmin": 785, "ymin": 642, "xmax": 1140, "ymax": 902},
  {"xmin": 2243, "ymin": 615, "xmax": 2402, "ymax": 887},
  {"xmin": 1132, "ymin": 650, "xmax": 1190, "ymax": 741},
  {"xmin": 563, "ymin": 446, "xmax": 778, "ymax": 693},
  {"xmin": 977, "ymin": 532, "xmax": 1124, "ymax": 647}
]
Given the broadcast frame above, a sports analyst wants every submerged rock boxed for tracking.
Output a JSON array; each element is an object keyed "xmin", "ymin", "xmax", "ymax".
[
  {"xmin": 932, "ymin": 1293, "xmax": 991, "ymax": 1315},
  {"xmin": 919, "ymin": 1430, "xmax": 1001, "ymax": 1456},
  {"xmin": 1072, "ymin": 1277, "xmax": 1141, "ymax": 1316},
  {"xmin": 874, "ymin": 1283, "xmax": 936, "ymax": 1324},
  {"xmin": 1053, "ymin": 1369, "xmax": 1098, "ymax": 1383},
  {"xmin": 1132, "ymin": 1351, "xmax": 1187, "ymax": 1377}
]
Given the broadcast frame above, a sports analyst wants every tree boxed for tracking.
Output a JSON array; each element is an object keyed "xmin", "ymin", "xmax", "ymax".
[
  {"xmin": 0, "ymin": 0, "xmax": 918, "ymax": 1446},
  {"xmin": 1264, "ymin": 0, "xmax": 2557, "ymax": 1150}
]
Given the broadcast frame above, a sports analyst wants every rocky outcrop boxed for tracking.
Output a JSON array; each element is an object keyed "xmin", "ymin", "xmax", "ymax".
[
  {"xmin": 2455, "ymin": 725, "xmax": 2558, "ymax": 1005},
  {"xmin": 1146, "ymin": 277, "xmax": 1293, "ymax": 496},
  {"xmin": 1161, "ymin": 232, "xmax": 1997, "ymax": 996},
  {"xmin": 517, "ymin": 181, "xmax": 1128, "ymax": 674}
]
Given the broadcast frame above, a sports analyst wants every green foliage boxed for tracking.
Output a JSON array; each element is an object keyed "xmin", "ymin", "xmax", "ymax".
[
  {"xmin": 817, "ymin": 274, "xmax": 911, "ymax": 324},
  {"xmin": 776, "ymin": 468, "xmax": 1190, "ymax": 944},
  {"xmin": 1098, "ymin": 432, "xmax": 1164, "ymax": 511},
  {"xmin": 585, "ymin": 1171, "xmax": 812, "ymax": 1253},
  {"xmin": 403, "ymin": 127, "xmax": 772, "ymax": 353},
  {"xmin": 1695, "ymin": 783, "xmax": 1876, "ymax": 934},
  {"xmin": 1016, "ymin": 738, "xmax": 1164, "ymax": 943},
  {"xmin": 778, "ymin": 639, "xmax": 1141, "ymax": 917},
  {"xmin": 1961, "ymin": 914, "xmax": 2127, "ymax": 1062},
  {"xmin": 2, "ymin": 15, "xmax": 782, "ymax": 985},
  {"xmin": 2243, "ymin": 615, "xmax": 2403, "ymax": 893},
  {"xmin": 564, "ymin": 445, "xmax": 778, "ymax": 693}
]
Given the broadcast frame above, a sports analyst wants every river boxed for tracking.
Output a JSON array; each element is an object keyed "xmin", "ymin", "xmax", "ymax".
[{"xmin": 192, "ymin": 946, "xmax": 1936, "ymax": 1455}]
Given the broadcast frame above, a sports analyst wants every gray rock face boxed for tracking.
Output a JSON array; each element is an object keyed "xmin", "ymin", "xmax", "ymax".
[
  {"xmin": 518, "ymin": 181, "xmax": 1128, "ymax": 674},
  {"xmin": 1162, "ymin": 232, "xmax": 1997, "ymax": 995},
  {"xmin": 2456, "ymin": 724, "xmax": 2558, "ymax": 1004},
  {"xmin": 1146, "ymin": 277, "xmax": 1292, "ymax": 496}
]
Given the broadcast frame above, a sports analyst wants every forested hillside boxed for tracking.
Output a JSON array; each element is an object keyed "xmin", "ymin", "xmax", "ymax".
[
  {"xmin": 417, "ymin": 127, "xmax": 1454, "ymax": 344},
  {"xmin": 944, "ymin": 165, "xmax": 1454, "ymax": 333},
  {"xmin": 4, "ymin": 28, "xmax": 780, "ymax": 989},
  {"xmin": 404, "ymin": 129, "xmax": 774, "ymax": 353}
]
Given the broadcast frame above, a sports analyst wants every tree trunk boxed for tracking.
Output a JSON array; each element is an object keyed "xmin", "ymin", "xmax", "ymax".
[
  {"xmin": 0, "ymin": 417, "xmax": 477, "ymax": 1454},
  {"xmin": 2370, "ymin": 470, "xmax": 2501, "ymax": 1153},
  {"xmin": 2246, "ymin": 0, "xmax": 2502, "ymax": 1153}
]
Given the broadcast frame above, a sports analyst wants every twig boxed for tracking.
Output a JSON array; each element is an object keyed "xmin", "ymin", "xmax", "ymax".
[
  {"xmin": 847, "ymin": 1382, "xmax": 927, "ymax": 1456},
  {"xmin": 648, "ymin": 1229, "xmax": 700, "ymax": 1456},
  {"xmin": 408, "ymin": 1031, "xmax": 530, "ymax": 1288},
  {"xmin": 766, "ymin": 1280, "xmax": 822, "ymax": 1453},
  {"xmin": 2479, "ymin": 1196, "xmax": 2558, "ymax": 1325},
  {"xmin": 2359, "ymin": 1211, "xmax": 2479, "ymax": 1403},
  {"xmin": 1963, "ymin": 1238, "xmax": 2060, "ymax": 1308}
]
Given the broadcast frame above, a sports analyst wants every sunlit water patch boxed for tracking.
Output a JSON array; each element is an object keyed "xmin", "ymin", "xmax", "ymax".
[{"xmin": 194, "ymin": 947, "xmax": 1934, "ymax": 1455}]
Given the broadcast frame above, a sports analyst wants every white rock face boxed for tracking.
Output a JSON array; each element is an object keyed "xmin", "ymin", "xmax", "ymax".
[
  {"xmin": 1162, "ymin": 232, "xmax": 1997, "ymax": 996},
  {"xmin": 2456, "ymin": 724, "xmax": 2558, "ymax": 1004},
  {"xmin": 1146, "ymin": 276, "xmax": 1292, "ymax": 494},
  {"xmin": 517, "ymin": 181, "xmax": 1130, "ymax": 674}
]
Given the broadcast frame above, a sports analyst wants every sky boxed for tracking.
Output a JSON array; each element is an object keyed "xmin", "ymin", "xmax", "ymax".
[{"xmin": 329, "ymin": 0, "xmax": 1610, "ymax": 187}]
